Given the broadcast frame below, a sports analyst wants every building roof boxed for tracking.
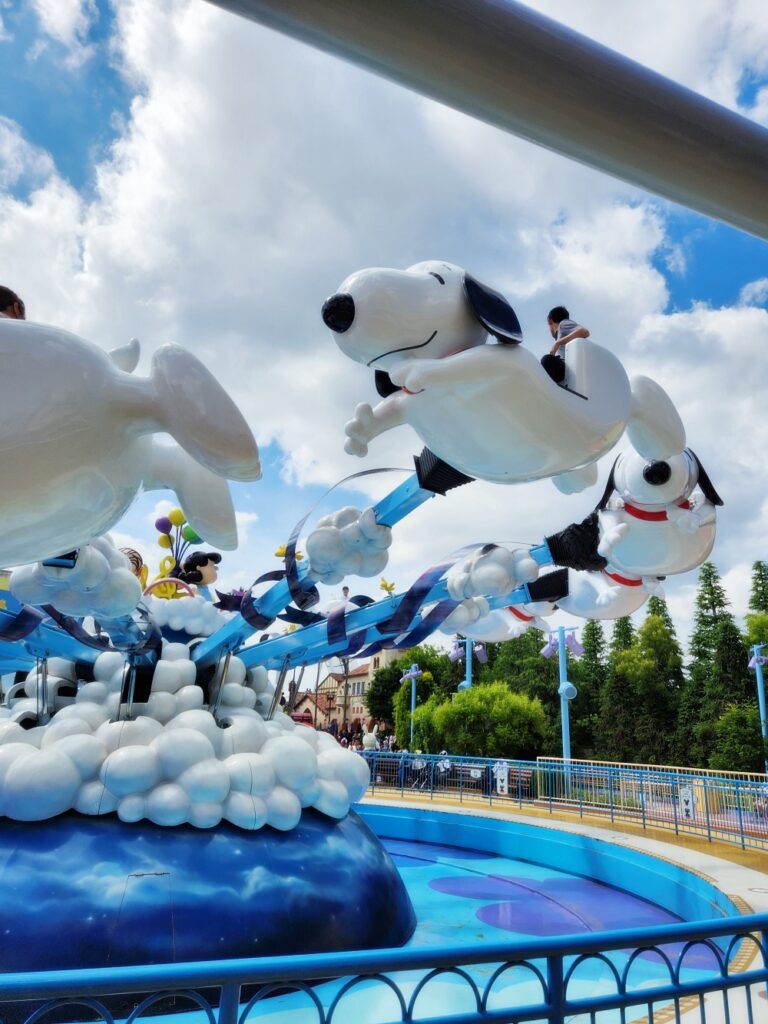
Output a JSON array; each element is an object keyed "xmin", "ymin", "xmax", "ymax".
[{"xmin": 294, "ymin": 691, "xmax": 334, "ymax": 713}]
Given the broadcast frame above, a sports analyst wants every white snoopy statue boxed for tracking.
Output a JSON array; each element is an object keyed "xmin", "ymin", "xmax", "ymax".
[
  {"xmin": 0, "ymin": 318, "xmax": 261, "ymax": 566},
  {"xmin": 322, "ymin": 261, "xmax": 685, "ymax": 494}
]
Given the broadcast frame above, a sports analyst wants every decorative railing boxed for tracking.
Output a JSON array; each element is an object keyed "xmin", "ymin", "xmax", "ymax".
[
  {"xmin": 362, "ymin": 751, "xmax": 768, "ymax": 850},
  {"xmin": 1, "ymin": 915, "xmax": 766, "ymax": 1023}
]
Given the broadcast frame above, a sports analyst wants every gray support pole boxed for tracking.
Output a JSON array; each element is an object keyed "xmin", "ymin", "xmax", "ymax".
[{"xmin": 206, "ymin": 0, "xmax": 768, "ymax": 240}]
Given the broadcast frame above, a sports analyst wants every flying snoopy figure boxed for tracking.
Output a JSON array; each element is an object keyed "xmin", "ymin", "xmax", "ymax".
[{"xmin": 323, "ymin": 261, "xmax": 685, "ymax": 494}]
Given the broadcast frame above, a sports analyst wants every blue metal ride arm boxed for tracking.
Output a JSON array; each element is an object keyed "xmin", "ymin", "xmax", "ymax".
[
  {"xmin": 236, "ymin": 577, "xmax": 453, "ymax": 671},
  {"xmin": 193, "ymin": 473, "xmax": 436, "ymax": 669}
]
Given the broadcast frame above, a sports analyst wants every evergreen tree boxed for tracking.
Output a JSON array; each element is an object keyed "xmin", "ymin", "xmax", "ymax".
[
  {"xmin": 632, "ymin": 613, "xmax": 683, "ymax": 763},
  {"xmin": 675, "ymin": 562, "xmax": 733, "ymax": 767},
  {"xmin": 645, "ymin": 595, "xmax": 675, "ymax": 633},
  {"xmin": 688, "ymin": 561, "xmax": 732, "ymax": 663},
  {"xmin": 749, "ymin": 561, "xmax": 768, "ymax": 614},
  {"xmin": 570, "ymin": 620, "xmax": 606, "ymax": 757},
  {"xmin": 609, "ymin": 616, "xmax": 635, "ymax": 655},
  {"xmin": 595, "ymin": 646, "xmax": 642, "ymax": 762}
]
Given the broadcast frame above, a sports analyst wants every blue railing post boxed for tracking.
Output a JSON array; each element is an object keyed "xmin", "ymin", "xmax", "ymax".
[
  {"xmin": 703, "ymin": 775, "xmax": 712, "ymax": 843},
  {"xmin": 672, "ymin": 773, "xmax": 679, "ymax": 836},
  {"xmin": 735, "ymin": 779, "xmax": 746, "ymax": 849},
  {"xmin": 218, "ymin": 983, "xmax": 241, "ymax": 1024},
  {"xmin": 608, "ymin": 767, "xmax": 614, "ymax": 824},
  {"xmin": 640, "ymin": 769, "xmax": 646, "ymax": 830},
  {"xmin": 547, "ymin": 954, "xmax": 566, "ymax": 1024}
]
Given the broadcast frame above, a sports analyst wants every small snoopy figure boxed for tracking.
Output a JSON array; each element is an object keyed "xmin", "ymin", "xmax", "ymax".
[{"xmin": 595, "ymin": 448, "xmax": 722, "ymax": 577}]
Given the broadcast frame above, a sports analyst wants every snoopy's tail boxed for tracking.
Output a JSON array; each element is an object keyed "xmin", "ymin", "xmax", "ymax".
[{"xmin": 150, "ymin": 344, "xmax": 261, "ymax": 482}]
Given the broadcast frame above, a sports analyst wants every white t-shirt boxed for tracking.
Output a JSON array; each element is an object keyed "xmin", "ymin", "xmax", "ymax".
[{"xmin": 555, "ymin": 318, "xmax": 581, "ymax": 340}]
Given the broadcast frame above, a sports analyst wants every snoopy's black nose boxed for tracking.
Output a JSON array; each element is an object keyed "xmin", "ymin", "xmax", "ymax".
[
  {"xmin": 322, "ymin": 293, "xmax": 355, "ymax": 333},
  {"xmin": 643, "ymin": 460, "xmax": 671, "ymax": 485}
]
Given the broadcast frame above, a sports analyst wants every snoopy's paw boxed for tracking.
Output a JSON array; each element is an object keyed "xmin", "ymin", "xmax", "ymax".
[
  {"xmin": 388, "ymin": 361, "xmax": 425, "ymax": 393},
  {"xmin": 344, "ymin": 403, "xmax": 376, "ymax": 457},
  {"xmin": 597, "ymin": 523, "xmax": 628, "ymax": 557},
  {"xmin": 667, "ymin": 507, "xmax": 701, "ymax": 534},
  {"xmin": 595, "ymin": 585, "xmax": 620, "ymax": 608}
]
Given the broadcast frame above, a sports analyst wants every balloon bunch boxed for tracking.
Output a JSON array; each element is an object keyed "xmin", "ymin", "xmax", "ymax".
[
  {"xmin": 145, "ymin": 508, "xmax": 204, "ymax": 600},
  {"xmin": 155, "ymin": 507, "xmax": 203, "ymax": 564}
]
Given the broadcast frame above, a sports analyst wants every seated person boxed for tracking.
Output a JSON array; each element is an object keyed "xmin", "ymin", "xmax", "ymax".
[{"xmin": 541, "ymin": 305, "xmax": 590, "ymax": 385}]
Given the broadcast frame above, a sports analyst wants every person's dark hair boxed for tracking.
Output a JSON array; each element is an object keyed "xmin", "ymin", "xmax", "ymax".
[
  {"xmin": 178, "ymin": 550, "xmax": 221, "ymax": 584},
  {"xmin": 547, "ymin": 305, "xmax": 570, "ymax": 324},
  {"xmin": 0, "ymin": 286, "xmax": 23, "ymax": 313}
]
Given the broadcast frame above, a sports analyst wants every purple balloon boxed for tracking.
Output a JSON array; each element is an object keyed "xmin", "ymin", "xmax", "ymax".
[{"xmin": 154, "ymin": 516, "xmax": 173, "ymax": 535}]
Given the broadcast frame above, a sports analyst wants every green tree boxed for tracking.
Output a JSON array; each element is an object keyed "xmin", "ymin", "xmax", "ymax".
[
  {"xmin": 570, "ymin": 620, "xmax": 607, "ymax": 758},
  {"xmin": 632, "ymin": 613, "xmax": 683, "ymax": 763},
  {"xmin": 392, "ymin": 670, "xmax": 435, "ymax": 749},
  {"xmin": 689, "ymin": 561, "xmax": 732, "ymax": 663},
  {"xmin": 675, "ymin": 562, "xmax": 735, "ymax": 767},
  {"xmin": 595, "ymin": 646, "xmax": 643, "ymax": 762},
  {"xmin": 609, "ymin": 617, "xmax": 635, "ymax": 655},
  {"xmin": 709, "ymin": 705, "xmax": 767, "ymax": 774},
  {"xmin": 365, "ymin": 644, "xmax": 463, "ymax": 725},
  {"xmin": 749, "ymin": 561, "xmax": 768, "ymax": 614},
  {"xmin": 412, "ymin": 682, "xmax": 547, "ymax": 758},
  {"xmin": 645, "ymin": 595, "xmax": 675, "ymax": 632},
  {"xmin": 744, "ymin": 612, "xmax": 768, "ymax": 650}
]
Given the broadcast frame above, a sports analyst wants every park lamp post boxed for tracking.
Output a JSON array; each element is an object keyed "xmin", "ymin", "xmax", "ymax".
[
  {"xmin": 747, "ymin": 644, "xmax": 768, "ymax": 776},
  {"xmin": 448, "ymin": 636, "xmax": 488, "ymax": 691},
  {"xmin": 541, "ymin": 626, "xmax": 582, "ymax": 762},
  {"xmin": 401, "ymin": 663, "xmax": 422, "ymax": 748}
]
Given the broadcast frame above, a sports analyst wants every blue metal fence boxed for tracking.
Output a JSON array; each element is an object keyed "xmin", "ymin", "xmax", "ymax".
[
  {"xmin": 363, "ymin": 751, "xmax": 768, "ymax": 851},
  {"xmin": 1, "ymin": 914, "xmax": 767, "ymax": 1023}
]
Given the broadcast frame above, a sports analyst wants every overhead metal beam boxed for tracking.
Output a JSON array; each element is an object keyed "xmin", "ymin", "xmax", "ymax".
[{"xmin": 207, "ymin": 0, "xmax": 768, "ymax": 240}]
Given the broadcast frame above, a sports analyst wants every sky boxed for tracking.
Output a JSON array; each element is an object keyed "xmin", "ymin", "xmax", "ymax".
[{"xmin": 2, "ymin": 0, "xmax": 768, "ymax": 659}]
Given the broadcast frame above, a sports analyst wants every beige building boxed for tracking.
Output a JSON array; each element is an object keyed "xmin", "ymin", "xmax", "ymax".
[{"xmin": 304, "ymin": 648, "xmax": 401, "ymax": 732}]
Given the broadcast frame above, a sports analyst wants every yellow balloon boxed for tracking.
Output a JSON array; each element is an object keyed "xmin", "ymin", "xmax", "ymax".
[
  {"xmin": 168, "ymin": 508, "xmax": 186, "ymax": 527},
  {"xmin": 158, "ymin": 534, "xmax": 172, "ymax": 548}
]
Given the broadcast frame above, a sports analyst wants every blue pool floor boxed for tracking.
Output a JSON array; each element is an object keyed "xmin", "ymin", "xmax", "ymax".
[{"xmin": 149, "ymin": 836, "xmax": 723, "ymax": 1023}]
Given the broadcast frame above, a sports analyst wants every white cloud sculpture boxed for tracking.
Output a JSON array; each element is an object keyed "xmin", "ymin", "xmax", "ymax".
[
  {"xmin": 0, "ymin": 643, "xmax": 368, "ymax": 831},
  {"xmin": 10, "ymin": 536, "xmax": 142, "ymax": 618},
  {"xmin": 447, "ymin": 544, "xmax": 539, "ymax": 601},
  {"xmin": 143, "ymin": 593, "xmax": 233, "ymax": 636},
  {"xmin": 306, "ymin": 506, "xmax": 392, "ymax": 585}
]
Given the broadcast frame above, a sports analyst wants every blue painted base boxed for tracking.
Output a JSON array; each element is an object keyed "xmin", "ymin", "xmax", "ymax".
[{"xmin": 0, "ymin": 809, "xmax": 415, "ymax": 971}]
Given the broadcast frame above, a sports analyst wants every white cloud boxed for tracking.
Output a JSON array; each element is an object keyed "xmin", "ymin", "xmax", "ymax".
[
  {"xmin": 234, "ymin": 510, "xmax": 259, "ymax": 546},
  {"xmin": 29, "ymin": 0, "xmax": 97, "ymax": 66},
  {"xmin": 739, "ymin": 277, "xmax": 768, "ymax": 305},
  {"xmin": 0, "ymin": 117, "xmax": 56, "ymax": 189}
]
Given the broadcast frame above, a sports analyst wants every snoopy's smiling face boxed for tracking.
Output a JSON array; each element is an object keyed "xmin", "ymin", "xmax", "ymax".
[
  {"xmin": 613, "ymin": 450, "xmax": 698, "ymax": 508},
  {"xmin": 322, "ymin": 261, "xmax": 487, "ymax": 370}
]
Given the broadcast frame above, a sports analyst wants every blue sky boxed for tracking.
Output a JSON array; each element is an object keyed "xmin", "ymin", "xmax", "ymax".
[{"xmin": 2, "ymin": 0, "xmax": 768, "ymax": 649}]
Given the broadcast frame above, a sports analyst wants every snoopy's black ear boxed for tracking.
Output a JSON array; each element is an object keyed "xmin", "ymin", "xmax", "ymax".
[
  {"xmin": 464, "ymin": 274, "xmax": 523, "ymax": 344},
  {"xmin": 374, "ymin": 369, "xmax": 402, "ymax": 397},
  {"xmin": 686, "ymin": 448, "xmax": 724, "ymax": 506},
  {"xmin": 595, "ymin": 455, "xmax": 621, "ymax": 511}
]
